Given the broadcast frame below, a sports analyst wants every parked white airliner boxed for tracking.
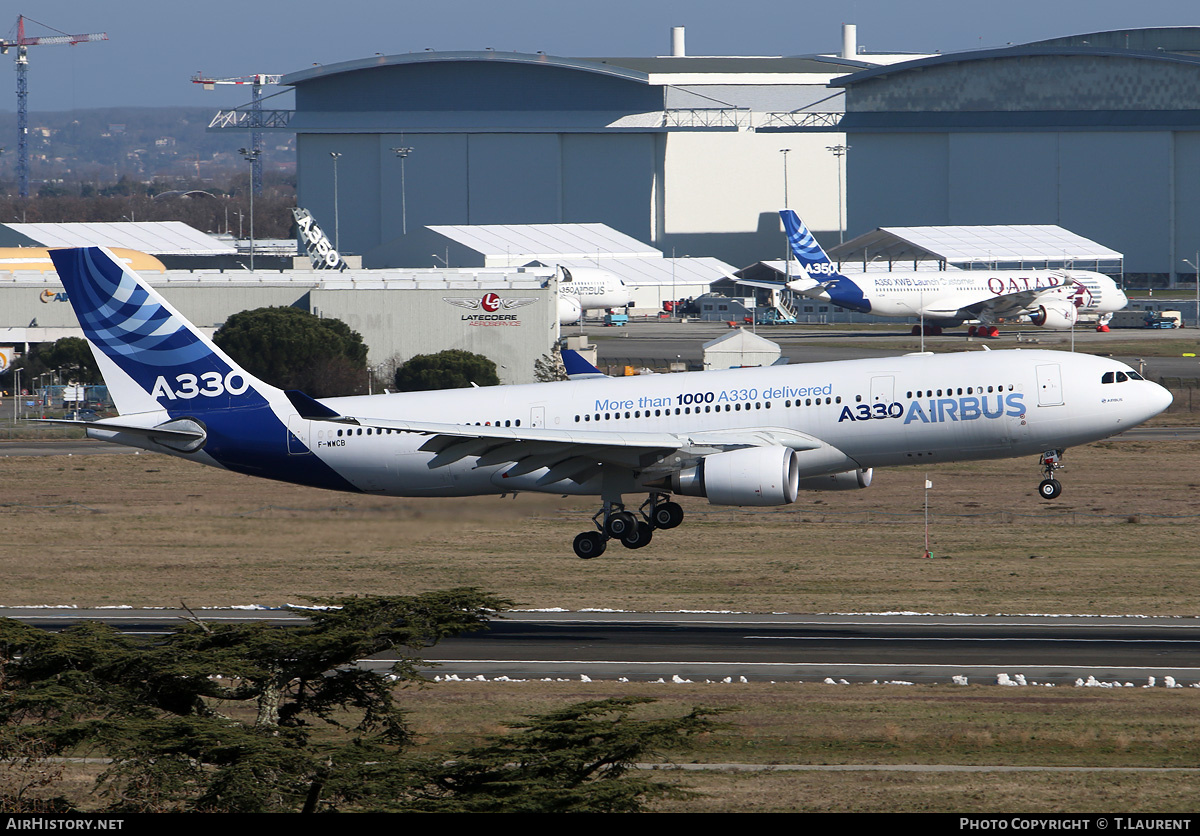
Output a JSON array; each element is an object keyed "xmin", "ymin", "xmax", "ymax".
[
  {"xmin": 47, "ymin": 247, "xmax": 1170, "ymax": 559},
  {"xmin": 778, "ymin": 211, "xmax": 1128, "ymax": 336},
  {"xmin": 555, "ymin": 265, "xmax": 631, "ymax": 324}
]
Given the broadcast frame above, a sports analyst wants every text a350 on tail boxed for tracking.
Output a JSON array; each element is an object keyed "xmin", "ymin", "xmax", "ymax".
[{"xmin": 48, "ymin": 247, "xmax": 1171, "ymax": 559}]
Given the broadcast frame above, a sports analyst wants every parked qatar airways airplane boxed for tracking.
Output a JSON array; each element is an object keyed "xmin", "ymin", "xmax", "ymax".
[
  {"xmin": 777, "ymin": 210, "xmax": 1128, "ymax": 336},
  {"xmin": 48, "ymin": 247, "xmax": 1169, "ymax": 559}
]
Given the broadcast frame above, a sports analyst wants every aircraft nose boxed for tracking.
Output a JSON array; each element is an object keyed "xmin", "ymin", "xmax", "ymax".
[{"xmin": 1144, "ymin": 381, "xmax": 1174, "ymax": 419}]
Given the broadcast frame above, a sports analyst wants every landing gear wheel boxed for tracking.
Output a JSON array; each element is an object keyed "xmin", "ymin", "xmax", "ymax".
[
  {"xmin": 573, "ymin": 531, "xmax": 608, "ymax": 559},
  {"xmin": 652, "ymin": 501, "xmax": 685, "ymax": 530},
  {"xmin": 967, "ymin": 325, "xmax": 978, "ymax": 337},
  {"xmin": 605, "ymin": 511, "xmax": 638, "ymax": 539},
  {"xmin": 620, "ymin": 521, "xmax": 654, "ymax": 550},
  {"xmin": 1038, "ymin": 478, "xmax": 1062, "ymax": 500}
]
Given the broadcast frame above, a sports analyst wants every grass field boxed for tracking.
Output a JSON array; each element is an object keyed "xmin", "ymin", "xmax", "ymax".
[{"xmin": 3, "ymin": 435, "xmax": 1197, "ymax": 613}]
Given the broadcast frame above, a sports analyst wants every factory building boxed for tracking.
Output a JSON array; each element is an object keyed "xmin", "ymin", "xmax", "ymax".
[
  {"xmin": 1, "ymin": 268, "xmax": 557, "ymax": 385},
  {"xmin": 834, "ymin": 27, "xmax": 1200, "ymax": 282},
  {"xmin": 227, "ymin": 25, "xmax": 915, "ymax": 270}
]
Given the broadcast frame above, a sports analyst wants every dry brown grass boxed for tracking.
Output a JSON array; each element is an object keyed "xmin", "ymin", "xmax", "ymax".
[
  {"xmin": 399, "ymin": 681, "xmax": 1200, "ymax": 812},
  {"xmin": 2, "ymin": 438, "xmax": 1198, "ymax": 612}
]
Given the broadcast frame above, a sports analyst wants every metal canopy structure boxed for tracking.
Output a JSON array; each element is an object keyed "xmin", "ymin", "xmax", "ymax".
[
  {"xmin": 428, "ymin": 223, "xmax": 662, "ymax": 267},
  {"xmin": 552, "ymin": 255, "xmax": 734, "ymax": 287},
  {"xmin": 0, "ymin": 222, "xmax": 238, "ymax": 257},
  {"xmin": 828, "ymin": 225, "xmax": 1123, "ymax": 272}
]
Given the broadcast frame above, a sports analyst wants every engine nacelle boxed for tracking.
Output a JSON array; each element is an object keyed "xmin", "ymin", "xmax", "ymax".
[
  {"xmin": 1029, "ymin": 301, "xmax": 1078, "ymax": 329},
  {"xmin": 796, "ymin": 468, "xmax": 873, "ymax": 492},
  {"xmin": 557, "ymin": 295, "xmax": 582, "ymax": 325},
  {"xmin": 670, "ymin": 446, "xmax": 800, "ymax": 506}
]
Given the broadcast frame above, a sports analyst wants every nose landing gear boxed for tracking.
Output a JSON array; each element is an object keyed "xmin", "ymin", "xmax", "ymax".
[
  {"xmin": 1038, "ymin": 449, "xmax": 1064, "ymax": 500},
  {"xmin": 571, "ymin": 493, "xmax": 685, "ymax": 559}
]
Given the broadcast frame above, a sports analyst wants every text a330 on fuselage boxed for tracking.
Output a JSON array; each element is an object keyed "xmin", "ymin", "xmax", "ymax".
[
  {"xmin": 776, "ymin": 210, "xmax": 1128, "ymax": 337},
  {"xmin": 46, "ymin": 247, "xmax": 1170, "ymax": 560}
]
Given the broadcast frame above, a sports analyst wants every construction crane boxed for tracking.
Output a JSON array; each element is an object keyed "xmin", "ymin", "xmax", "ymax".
[
  {"xmin": 0, "ymin": 15, "xmax": 107, "ymax": 198},
  {"xmin": 192, "ymin": 72, "xmax": 282, "ymax": 196}
]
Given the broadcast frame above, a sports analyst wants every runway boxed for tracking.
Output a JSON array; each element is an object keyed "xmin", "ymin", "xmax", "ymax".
[{"xmin": 8, "ymin": 608, "xmax": 1200, "ymax": 687}]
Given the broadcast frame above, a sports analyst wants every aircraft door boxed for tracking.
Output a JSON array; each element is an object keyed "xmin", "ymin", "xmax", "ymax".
[
  {"xmin": 287, "ymin": 415, "xmax": 312, "ymax": 455},
  {"xmin": 530, "ymin": 406, "xmax": 545, "ymax": 428},
  {"xmin": 1035, "ymin": 364, "xmax": 1064, "ymax": 406},
  {"xmin": 870, "ymin": 376, "xmax": 895, "ymax": 407}
]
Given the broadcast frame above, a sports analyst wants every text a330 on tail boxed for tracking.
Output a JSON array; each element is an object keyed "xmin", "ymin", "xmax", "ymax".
[
  {"xmin": 770, "ymin": 210, "xmax": 1128, "ymax": 336},
  {"xmin": 46, "ymin": 247, "xmax": 1170, "ymax": 559}
]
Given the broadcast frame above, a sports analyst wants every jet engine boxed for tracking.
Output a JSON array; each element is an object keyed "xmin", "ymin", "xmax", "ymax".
[
  {"xmin": 669, "ymin": 446, "xmax": 800, "ymax": 506},
  {"xmin": 796, "ymin": 468, "xmax": 873, "ymax": 491},
  {"xmin": 1028, "ymin": 302, "xmax": 1078, "ymax": 329}
]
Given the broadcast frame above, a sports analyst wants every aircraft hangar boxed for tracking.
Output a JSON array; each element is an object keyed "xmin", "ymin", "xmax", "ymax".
[
  {"xmin": 221, "ymin": 26, "xmax": 908, "ymax": 271},
  {"xmin": 834, "ymin": 27, "xmax": 1200, "ymax": 283}
]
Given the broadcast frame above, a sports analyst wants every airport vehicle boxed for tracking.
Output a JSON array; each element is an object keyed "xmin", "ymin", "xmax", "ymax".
[
  {"xmin": 778, "ymin": 210, "xmax": 1128, "ymax": 335},
  {"xmin": 1110, "ymin": 309, "xmax": 1180, "ymax": 329},
  {"xmin": 47, "ymin": 247, "xmax": 1171, "ymax": 559}
]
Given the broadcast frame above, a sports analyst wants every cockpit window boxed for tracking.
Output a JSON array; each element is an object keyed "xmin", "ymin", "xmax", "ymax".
[
  {"xmin": 1127, "ymin": 371, "xmax": 1144, "ymax": 380},
  {"xmin": 1101, "ymin": 372, "xmax": 1115, "ymax": 384},
  {"xmin": 1116, "ymin": 371, "xmax": 1128, "ymax": 382}
]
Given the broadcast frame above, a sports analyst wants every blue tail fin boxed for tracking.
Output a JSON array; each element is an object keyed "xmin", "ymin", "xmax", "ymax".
[
  {"xmin": 561, "ymin": 349, "xmax": 607, "ymax": 380},
  {"xmin": 780, "ymin": 210, "xmax": 840, "ymax": 278},
  {"xmin": 49, "ymin": 247, "xmax": 276, "ymax": 416}
]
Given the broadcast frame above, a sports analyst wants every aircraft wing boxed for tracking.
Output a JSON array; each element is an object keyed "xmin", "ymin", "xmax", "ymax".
[
  {"xmin": 956, "ymin": 283, "xmax": 1075, "ymax": 320},
  {"xmin": 336, "ymin": 415, "xmax": 838, "ymax": 484}
]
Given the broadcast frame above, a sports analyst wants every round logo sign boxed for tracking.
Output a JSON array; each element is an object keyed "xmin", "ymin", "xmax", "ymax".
[{"xmin": 481, "ymin": 292, "xmax": 501, "ymax": 312}]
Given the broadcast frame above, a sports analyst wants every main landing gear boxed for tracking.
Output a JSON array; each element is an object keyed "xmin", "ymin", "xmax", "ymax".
[
  {"xmin": 1038, "ymin": 449, "xmax": 1065, "ymax": 500},
  {"xmin": 967, "ymin": 325, "xmax": 1001, "ymax": 338},
  {"xmin": 572, "ymin": 493, "xmax": 685, "ymax": 559}
]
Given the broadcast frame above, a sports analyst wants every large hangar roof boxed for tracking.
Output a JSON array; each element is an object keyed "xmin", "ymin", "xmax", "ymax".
[
  {"xmin": 282, "ymin": 51, "xmax": 869, "ymax": 90},
  {"xmin": 555, "ymin": 256, "xmax": 735, "ymax": 288},
  {"xmin": 828, "ymin": 225, "xmax": 1122, "ymax": 267},
  {"xmin": 429, "ymin": 223, "xmax": 662, "ymax": 262},
  {"xmin": 0, "ymin": 222, "xmax": 235, "ymax": 256}
]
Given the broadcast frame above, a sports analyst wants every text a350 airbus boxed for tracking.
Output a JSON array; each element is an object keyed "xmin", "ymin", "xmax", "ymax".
[
  {"xmin": 768, "ymin": 210, "xmax": 1128, "ymax": 337},
  {"xmin": 47, "ymin": 247, "xmax": 1170, "ymax": 559}
]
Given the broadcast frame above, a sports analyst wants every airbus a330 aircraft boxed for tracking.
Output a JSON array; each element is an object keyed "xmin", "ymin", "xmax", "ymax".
[
  {"xmin": 47, "ymin": 247, "xmax": 1170, "ymax": 559},
  {"xmin": 777, "ymin": 210, "xmax": 1128, "ymax": 336}
]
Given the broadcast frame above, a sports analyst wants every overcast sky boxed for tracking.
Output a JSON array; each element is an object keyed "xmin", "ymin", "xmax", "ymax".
[{"xmin": 9, "ymin": 0, "xmax": 1199, "ymax": 112}]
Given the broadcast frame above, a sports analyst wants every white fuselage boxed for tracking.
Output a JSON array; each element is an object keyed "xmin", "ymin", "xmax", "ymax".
[
  {"xmin": 94, "ymin": 349, "xmax": 1168, "ymax": 497},
  {"xmin": 806, "ymin": 268, "xmax": 1126, "ymax": 321},
  {"xmin": 560, "ymin": 266, "xmax": 631, "ymax": 312}
]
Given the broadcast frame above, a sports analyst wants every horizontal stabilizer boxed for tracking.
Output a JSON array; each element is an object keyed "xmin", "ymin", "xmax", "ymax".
[{"xmin": 36, "ymin": 416, "xmax": 207, "ymax": 452}]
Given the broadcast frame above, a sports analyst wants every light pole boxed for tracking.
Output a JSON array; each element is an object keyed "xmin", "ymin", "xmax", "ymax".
[
  {"xmin": 238, "ymin": 147, "xmax": 260, "ymax": 271},
  {"xmin": 780, "ymin": 148, "xmax": 791, "ymax": 282},
  {"xmin": 330, "ymin": 151, "xmax": 343, "ymax": 252},
  {"xmin": 391, "ymin": 146, "xmax": 413, "ymax": 235},
  {"xmin": 1182, "ymin": 256, "xmax": 1200, "ymax": 328},
  {"xmin": 826, "ymin": 144, "xmax": 850, "ymax": 245}
]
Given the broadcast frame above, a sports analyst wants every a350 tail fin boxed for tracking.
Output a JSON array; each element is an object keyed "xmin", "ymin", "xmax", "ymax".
[
  {"xmin": 49, "ymin": 247, "xmax": 277, "ymax": 416},
  {"xmin": 780, "ymin": 209, "xmax": 838, "ymax": 276}
]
